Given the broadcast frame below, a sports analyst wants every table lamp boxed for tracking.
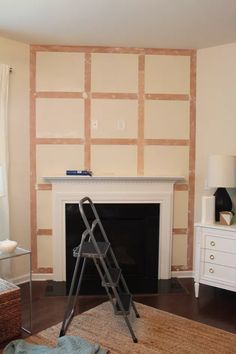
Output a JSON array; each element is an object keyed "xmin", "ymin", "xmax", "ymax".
[{"xmin": 207, "ymin": 155, "xmax": 236, "ymax": 221}]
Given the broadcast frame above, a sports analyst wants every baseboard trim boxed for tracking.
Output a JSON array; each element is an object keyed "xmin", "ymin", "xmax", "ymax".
[
  {"xmin": 171, "ymin": 270, "xmax": 193, "ymax": 278},
  {"xmin": 32, "ymin": 273, "xmax": 54, "ymax": 281},
  {"xmin": 8, "ymin": 274, "xmax": 30, "ymax": 285},
  {"xmin": 8, "ymin": 273, "xmax": 53, "ymax": 284}
]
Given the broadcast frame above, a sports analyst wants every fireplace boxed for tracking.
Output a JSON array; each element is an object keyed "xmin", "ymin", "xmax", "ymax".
[
  {"xmin": 66, "ymin": 203, "xmax": 160, "ymax": 294},
  {"xmin": 44, "ymin": 176, "xmax": 184, "ymax": 283}
]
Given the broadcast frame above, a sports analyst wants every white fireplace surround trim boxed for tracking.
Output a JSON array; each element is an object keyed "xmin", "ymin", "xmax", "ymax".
[{"xmin": 44, "ymin": 176, "xmax": 184, "ymax": 282}]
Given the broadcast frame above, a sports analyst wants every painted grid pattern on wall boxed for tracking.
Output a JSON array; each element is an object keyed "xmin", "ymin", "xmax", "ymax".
[{"xmin": 30, "ymin": 45, "xmax": 196, "ymax": 274}]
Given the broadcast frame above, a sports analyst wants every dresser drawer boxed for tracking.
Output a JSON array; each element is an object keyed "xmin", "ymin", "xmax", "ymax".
[
  {"xmin": 204, "ymin": 234, "xmax": 236, "ymax": 253},
  {"xmin": 201, "ymin": 262, "xmax": 236, "ymax": 283},
  {"xmin": 202, "ymin": 249, "xmax": 235, "ymax": 267},
  {"xmin": 194, "ymin": 224, "xmax": 236, "ymax": 297}
]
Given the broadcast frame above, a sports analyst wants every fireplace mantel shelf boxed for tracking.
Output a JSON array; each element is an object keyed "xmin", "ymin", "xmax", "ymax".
[{"xmin": 44, "ymin": 175, "xmax": 185, "ymax": 183}]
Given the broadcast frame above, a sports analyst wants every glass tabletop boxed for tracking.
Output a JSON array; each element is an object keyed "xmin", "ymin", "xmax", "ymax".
[{"xmin": 0, "ymin": 247, "xmax": 31, "ymax": 260}]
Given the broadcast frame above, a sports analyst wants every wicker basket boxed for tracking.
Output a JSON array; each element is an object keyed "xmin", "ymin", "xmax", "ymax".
[{"xmin": 0, "ymin": 278, "xmax": 21, "ymax": 343}]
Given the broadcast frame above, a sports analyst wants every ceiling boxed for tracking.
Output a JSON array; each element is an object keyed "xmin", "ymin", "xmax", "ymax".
[{"xmin": 0, "ymin": 0, "xmax": 236, "ymax": 50}]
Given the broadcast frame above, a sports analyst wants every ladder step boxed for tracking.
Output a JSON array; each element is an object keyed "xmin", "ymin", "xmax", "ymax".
[
  {"xmin": 102, "ymin": 268, "xmax": 121, "ymax": 287},
  {"xmin": 73, "ymin": 242, "xmax": 110, "ymax": 258},
  {"xmin": 114, "ymin": 293, "xmax": 132, "ymax": 315}
]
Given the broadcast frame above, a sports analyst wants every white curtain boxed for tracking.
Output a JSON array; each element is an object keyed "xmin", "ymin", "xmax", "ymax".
[{"xmin": 0, "ymin": 64, "xmax": 10, "ymax": 242}]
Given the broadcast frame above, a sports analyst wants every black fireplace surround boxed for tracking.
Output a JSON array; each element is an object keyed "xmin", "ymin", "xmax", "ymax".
[{"xmin": 66, "ymin": 203, "xmax": 160, "ymax": 294}]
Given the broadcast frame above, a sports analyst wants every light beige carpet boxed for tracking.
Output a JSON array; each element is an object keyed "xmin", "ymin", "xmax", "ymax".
[{"xmin": 34, "ymin": 301, "xmax": 236, "ymax": 354}]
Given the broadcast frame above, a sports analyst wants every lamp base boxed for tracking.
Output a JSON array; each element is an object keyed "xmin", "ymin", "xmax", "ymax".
[{"xmin": 214, "ymin": 187, "xmax": 232, "ymax": 222}]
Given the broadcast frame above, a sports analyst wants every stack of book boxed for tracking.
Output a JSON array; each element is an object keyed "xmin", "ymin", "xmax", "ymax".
[{"xmin": 66, "ymin": 170, "xmax": 92, "ymax": 176}]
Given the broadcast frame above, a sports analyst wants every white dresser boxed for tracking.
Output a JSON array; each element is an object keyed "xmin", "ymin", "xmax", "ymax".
[{"xmin": 194, "ymin": 223, "xmax": 236, "ymax": 298}]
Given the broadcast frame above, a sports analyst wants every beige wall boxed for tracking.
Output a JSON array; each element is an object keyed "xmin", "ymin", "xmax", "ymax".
[
  {"xmin": 1, "ymin": 36, "xmax": 236, "ymax": 279},
  {"xmin": 2, "ymin": 32, "xmax": 236, "ymax": 281},
  {"xmin": 0, "ymin": 37, "xmax": 195, "ymax": 278},
  {"xmin": 32, "ymin": 47, "xmax": 195, "ymax": 273},
  {"xmin": 0, "ymin": 37, "xmax": 30, "ymax": 277},
  {"xmin": 195, "ymin": 42, "xmax": 236, "ymax": 223}
]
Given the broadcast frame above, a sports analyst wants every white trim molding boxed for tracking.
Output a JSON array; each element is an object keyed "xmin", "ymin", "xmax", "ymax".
[
  {"xmin": 171, "ymin": 271, "xmax": 193, "ymax": 278},
  {"xmin": 44, "ymin": 175, "xmax": 184, "ymax": 282}
]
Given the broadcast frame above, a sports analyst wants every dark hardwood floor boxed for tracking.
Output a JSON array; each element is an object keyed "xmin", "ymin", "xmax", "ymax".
[
  {"xmin": 23, "ymin": 278, "xmax": 236, "ymax": 334},
  {"xmin": 1, "ymin": 278, "xmax": 235, "ymax": 350}
]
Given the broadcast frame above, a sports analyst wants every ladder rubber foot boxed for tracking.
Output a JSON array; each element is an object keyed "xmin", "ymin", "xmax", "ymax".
[
  {"xmin": 133, "ymin": 338, "xmax": 138, "ymax": 343},
  {"xmin": 59, "ymin": 330, "xmax": 65, "ymax": 337}
]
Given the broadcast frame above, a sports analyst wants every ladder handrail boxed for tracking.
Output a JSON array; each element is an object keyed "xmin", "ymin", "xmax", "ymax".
[{"xmin": 79, "ymin": 197, "xmax": 109, "ymax": 242}]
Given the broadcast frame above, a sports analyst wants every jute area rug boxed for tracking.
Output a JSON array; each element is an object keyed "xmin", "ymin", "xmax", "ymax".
[{"xmin": 31, "ymin": 301, "xmax": 236, "ymax": 354}]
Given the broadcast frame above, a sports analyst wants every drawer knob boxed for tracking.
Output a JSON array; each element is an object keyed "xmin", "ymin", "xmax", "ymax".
[
  {"xmin": 210, "ymin": 241, "xmax": 215, "ymax": 247},
  {"xmin": 209, "ymin": 267, "xmax": 214, "ymax": 274},
  {"xmin": 209, "ymin": 254, "xmax": 215, "ymax": 260}
]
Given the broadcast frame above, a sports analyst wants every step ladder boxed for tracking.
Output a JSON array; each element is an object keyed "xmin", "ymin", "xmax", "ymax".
[{"xmin": 59, "ymin": 196, "xmax": 140, "ymax": 343}]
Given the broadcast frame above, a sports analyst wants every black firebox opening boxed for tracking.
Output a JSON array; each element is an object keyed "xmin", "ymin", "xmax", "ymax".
[{"xmin": 66, "ymin": 203, "xmax": 160, "ymax": 294}]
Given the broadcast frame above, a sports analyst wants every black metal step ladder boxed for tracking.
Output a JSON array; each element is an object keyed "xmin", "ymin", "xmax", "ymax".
[{"xmin": 59, "ymin": 196, "xmax": 140, "ymax": 343}]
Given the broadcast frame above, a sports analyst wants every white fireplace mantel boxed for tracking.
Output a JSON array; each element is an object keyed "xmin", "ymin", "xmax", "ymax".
[
  {"xmin": 44, "ymin": 175, "xmax": 184, "ymax": 282},
  {"xmin": 44, "ymin": 175, "xmax": 183, "ymax": 183}
]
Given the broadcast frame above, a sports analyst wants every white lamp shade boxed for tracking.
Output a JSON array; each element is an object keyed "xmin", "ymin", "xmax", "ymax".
[
  {"xmin": 0, "ymin": 165, "xmax": 4, "ymax": 197},
  {"xmin": 207, "ymin": 155, "xmax": 236, "ymax": 188}
]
